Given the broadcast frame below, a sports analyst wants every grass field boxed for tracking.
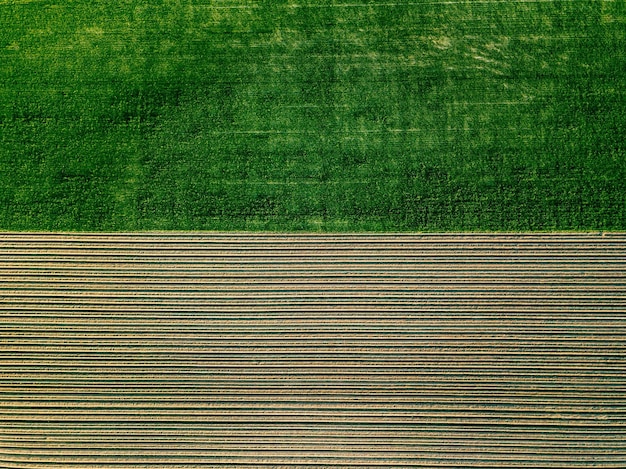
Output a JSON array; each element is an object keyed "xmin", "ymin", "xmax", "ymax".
[{"xmin": 1, "ymin": 0, "xmax": 625, "ymax": 231}]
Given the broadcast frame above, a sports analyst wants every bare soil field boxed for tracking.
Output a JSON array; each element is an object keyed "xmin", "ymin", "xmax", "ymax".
[{"xmin": 1, "ymin": 233, "xmax": 625, "ymax": 467}]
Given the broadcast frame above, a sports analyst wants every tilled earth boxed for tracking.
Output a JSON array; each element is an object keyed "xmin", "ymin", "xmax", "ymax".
[{"xmin": 0, "ymin": 233, "xmax": 625, "ymax": 467}]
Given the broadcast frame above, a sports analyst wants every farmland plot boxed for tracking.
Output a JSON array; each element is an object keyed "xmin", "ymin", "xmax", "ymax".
[
  {"xmin": 0, "ymin": 1, "xmax": 625, "ymax": 231},
  {"xmin": 0, "ymin": 232, "xmax": 625, "ymax": 467}
]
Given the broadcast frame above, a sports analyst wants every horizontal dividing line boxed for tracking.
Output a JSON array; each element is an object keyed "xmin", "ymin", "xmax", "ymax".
[
  {"xmin": 2, "ymin": 251, "xmax": 626, "ymax": 259},
  {"xmin": 2, "ymin": 359, "xmax": 623, "ymax": 369},
  {"xmin": 2, "ymin": 263, "xmax": 623, "ymax": 271},
  {"xmin": 2, "ymin": 329, "xmax": 624, "ymax": 339},
  {"xmin": 0, "ymin": 243, "xmax": 621, "ymax": 252},
  {"xmin": 0, "ymin": 247, "xmax": 612, "ymax": 257},
  {"xmin": 11, "ymin": 243, "xmax": 623, "ymax": 250},
  {"xmin": 0, "ymin": 236, "xmax": 606, "ymax": 243},
  {"xmin": 4, "ymin": 390, "xmax": 625, "ymax": 401},
  {"xmin": 4, "ymin": 313, "xmax": 624, "ymax": 321},
  {"xmin": 0, "ymin": 241, "xmax": 621, "ymax": 250},
  {"xmin": 1, "ymin": 239, "xmax": 623, "ymax": 246},
  {"xmin": 3, "ymin": 363, "xmax": 624, "ymax": 371},
  {"xmin": 2, "ymin": 301, "xmax": 624, "ymax": 309},
  {"xmin": 6, "ymin": 289, "xmax": 625, "ymax": 297},
  {"xmin": 3, "ymin": 276, "xmax": 622, "ymax": 285},
  {"xmin": 2, "ymin": 395, "xmax": 624, "ymax": 405},
  {"xmin": 3, "ymin": 304, "xmax": 625, "ymax": 312},
  {"xmin": 0, "ymin": 422, "xmax": 626, "ymax": 436},
  {"xmin": 1, "ymin": 438, "xmax": 626, "ymax": 451},
  {"xmin": 1, "ymin": 464, "xmax": 622, "ymax": 469},
  {"xmin": 0, "ymin": 464, "xmax": 622, "ymax": 469},
  {"xmin": 3, "ymin": 250, "xmax": 626, "ymax": 257},
  {"xmin": 3, "ymin": 328, "xmax": 625, "ymax": 336},
  {"xmin": 0, "ymin": 293, "xmax": 626, "ymax": 304},
  {"xmin": 3, "ymin": 265, "xmax": 624, "ymax": 274},
  {"xmin": 2, "ymin": 389, "xmax": 624, "ymax": 399},
  {"xmin": 0, "ymin": 364, "xmax": 625, "ymax": 376},
  {"xmin": 3, "ymin": 321, "xmax": 626, "ymax": 329},
  {"xmin": 2, "ymin": 400, "xmax": 626, "ymax": 414},
  {"xmin": 3, "ymin": 424, "xmax": 625, "ymax": 434},
  {"xmin": 4, "ymin": 346, "xmax": 625, "ymax": 354},
  {"xmin": 5, "ymin": 310, "xmax": 624, "ymax": 318},
  {"xmin": 1, "ymin": 268, "xmax": 622, "ymax": 277},
  {"xmin": 2, "ymin": 456, "xmax": 622, "ymax": 468},
  {"xmin": 0, "ymin": 284, "xmax": 626, "ymax": 301},
  {"xmin": 3, "ymin": 374, "xmax": 625, "ymax": 383},
  {"xmin": 4, "ymin": 316, "xmax": 625, "ymax": 325},
  {"xmin": 0, "ymin": 461, "xmax": 624, "ymax": 469},
  {"xmin": 1, "ymin": 233, "xmax": 623, "ymax": 239},
  {"xmin": 2, "ymin": 244, "xmax": 626, "ymax": 250},
  {"xmin": 3, "ymin": 378, "xmax": 623, "ymax": 387},
  {"xmin": 1, "ymin": 263, "xmax": 623, "ymax": 273},
  {"xmin": 2, "ymin": 402, "xmax": 625, "ymax": 414},
  {"xmin": 0, "ymin": 236, "xmax": 622, "ymax": 242},
  {"xmin": 2, "ymin": 280, "xmax": 625, "ymax": 289},
  {"xmin": 2, "ymin": 306, "xmax": 623, "ymax": 314},
  {"xmin": 3, "ymin": 342, "xmax": 626, "ymax": 350},
  {"xmin": 3, "ymin": 256, "xmax": 626, "ymax": 263},
  {"xmin": 5, "ymin": 330, "xmax": 625, "ymax": 337},
  {"xmin": 2, "ymin": 280, "xmax": 623, "ymax": 288},
  {"xmin": 2, "ymin": 418, "xmax": 626, "ymax": 428},
  {"xmin": 0, "ymin": 231, "xmax": 626, "ymax": 239},
  {"xmin": 3, "ymin": 370, "xmax": 624, "ymax": 379},
  {"xmin": 2, "ymin": 392, "xmax": 626, "ymax": 402},
  {"xmin": 0, "ymin": 460, "xmax": 624, "ymax": 469},
  {"xmin": 4, "ymin": 348, "xmax": 625, "ymax": 356},
  {"xmin": 3, "ymin": 367, "xmax": 624, "ymax": 376},
  {"xmin": 4, "ymin": 313, "xmax": 626, "ymax": 321},
  {"xmin": 3, "ymin": 378, "xmax": 624, "ymax": 387},
  {"xmin": 1, "ymin": 437, "xmax": 624, "ymax": 448},
  {"xmin": 4, "ymin": 342, "xmax": 626, "ymax": 349},
  {"xmin": 1, "ymin": 444, "xmax": 625, "ymax": 456},
  {"xmin": 5, "ymin": 379, "xmax": 623, "ymax": 387},
  {"xmin": 1, "ymin": 269, "xmax": 625, "ymax": 276},
  {"xmin": 1, "ymin": 277, "xmax": 623, "ymax": 288},
  {"xmin": 1, "ymin": 449, "xmax": 626, "ymax": 460},
  {"xmin": 0, "ymin": 309, "xmax": 600, "ymax": 317},
  {"xmin": 0, "ymin": 401, "xmax": 626, "ymax": 414},
  {"xmin": 2, "ymin": 421, "xmax": 625, "ymax": 434},
  {"xmin": 0, "ymin": 323, "xmax": 623, "ymax": 338},
  {"xmin": 2, "ymin": 270, "xmax": 625, "ymax": 277}
]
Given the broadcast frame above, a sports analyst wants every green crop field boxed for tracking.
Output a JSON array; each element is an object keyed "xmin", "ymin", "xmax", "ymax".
[{"xmin": 1, "ymin": 0, "xmax": 624, "ymax": 232}]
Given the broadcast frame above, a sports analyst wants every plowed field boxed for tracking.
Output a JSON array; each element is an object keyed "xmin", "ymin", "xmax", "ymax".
[{"xmin": 1, "ymin": 233, "xmax": 625, "ymax": 467}]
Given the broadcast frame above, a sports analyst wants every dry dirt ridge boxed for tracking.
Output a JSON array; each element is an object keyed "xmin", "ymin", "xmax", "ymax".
[{"xmin": 1, "ymin": 232, "xmax": 625, "ymax": 468}]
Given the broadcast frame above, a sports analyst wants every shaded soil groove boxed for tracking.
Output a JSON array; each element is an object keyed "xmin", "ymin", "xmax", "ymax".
[{"xmin": 1, "ymin": 233, "xmax": 625, "ymax": 468}]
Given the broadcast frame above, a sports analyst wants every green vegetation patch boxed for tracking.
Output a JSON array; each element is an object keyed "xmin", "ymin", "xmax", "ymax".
[{"xmin": 1, "ymin": 0, "xmax": 625, "ymax": 231}]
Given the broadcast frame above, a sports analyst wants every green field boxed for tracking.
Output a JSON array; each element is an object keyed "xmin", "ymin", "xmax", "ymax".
[{"xmin": 1, "ymin": 0, "xmax": 624, "ymax": 232}]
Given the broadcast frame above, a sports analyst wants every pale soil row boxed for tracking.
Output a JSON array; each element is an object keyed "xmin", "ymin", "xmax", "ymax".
[
  {"xmin": 3, "ymin": 245, "xmax": 626, "ymax": 252},
  {"xmin": 3, "ymin": 263, "xmax": 624, "ymax": 272},
  {"xmin": 1, "ymin": 233, "xmax": 625, "ymax": 467},
  {"xmin": 1, "ymin": 232, "xmax": 624, "ymax": 241},
  {"xmin": 3, "ymin": 292, "xmax": 625, "ymax": 300},
  {"xmin": 3, "ymin": 251, "xmax": 626, "ymax": 259},
  {"xmin": 3, "ymin": 282, "xmax": 625, "ymax": 292}
]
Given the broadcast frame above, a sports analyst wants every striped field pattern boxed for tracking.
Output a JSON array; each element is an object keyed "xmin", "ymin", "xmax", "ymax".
[{"xmin": 1, "ymin": 233, "xmax": 625, "ymax": 467}]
